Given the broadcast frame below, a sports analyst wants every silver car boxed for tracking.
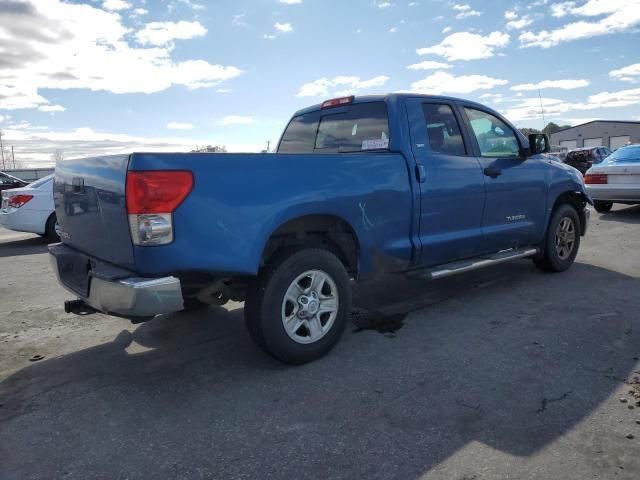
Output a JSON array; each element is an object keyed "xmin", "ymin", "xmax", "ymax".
[{"xmin": 585, "ymin": 144, "xmax": 640, "ymax": 212}]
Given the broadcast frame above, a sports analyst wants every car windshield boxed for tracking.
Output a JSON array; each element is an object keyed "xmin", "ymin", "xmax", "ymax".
[{"xmin": 605, "ymin": 145, "xmax": 640, "ymax": 163}]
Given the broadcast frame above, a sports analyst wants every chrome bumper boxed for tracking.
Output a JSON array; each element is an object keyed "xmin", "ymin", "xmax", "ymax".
[{"xmin": 49, "ymin": 254, "xmax": 184, "ymax": 318}]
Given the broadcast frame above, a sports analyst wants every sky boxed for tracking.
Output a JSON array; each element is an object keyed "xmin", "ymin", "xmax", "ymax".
[{"xmin": 0, "ymin": 0, "xmax": 640, "ymax": 167}]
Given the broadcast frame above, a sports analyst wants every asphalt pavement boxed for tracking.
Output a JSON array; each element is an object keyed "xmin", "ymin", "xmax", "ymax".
[{"xmin": 1, "ymin": 205, "xmax": 640, "ymax": 479}]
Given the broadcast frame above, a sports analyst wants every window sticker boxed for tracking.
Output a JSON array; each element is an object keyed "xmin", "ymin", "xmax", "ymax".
[{"xmin": 361, "ymin": 138, "xmax": 389, "ymax": 150}]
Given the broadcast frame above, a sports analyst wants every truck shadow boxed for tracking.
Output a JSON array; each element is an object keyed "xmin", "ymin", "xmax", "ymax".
[
  {"xmin": 1, "ymin": 261, "xmax": 639, "ymax": 479},
  {"xmin": 0, "ymin": 235, "xmax": 50, "ymax": 258},
  {"xmin": 598, "ymin": 205, "xmax": 640, "ymax": 224}
]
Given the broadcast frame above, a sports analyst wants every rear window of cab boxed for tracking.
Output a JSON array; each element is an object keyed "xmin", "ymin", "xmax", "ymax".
[{"xmin": 278, "ymin": 102, "xmax": 390, "ymax": 154}]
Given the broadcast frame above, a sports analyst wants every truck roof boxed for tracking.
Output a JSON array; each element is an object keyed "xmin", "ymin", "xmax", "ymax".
[{"xmin": 292, "ymin": 93, "xmax": 491, "ymax": 117}]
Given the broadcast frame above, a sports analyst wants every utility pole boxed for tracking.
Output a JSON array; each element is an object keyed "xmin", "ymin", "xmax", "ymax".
[
  {"xmin": 266, "ymin": 140, "xmax": 271, "ymax": 153},
  {"xmin": 11, "ymin": 145, "xmax": 15, "ymax": 169},
  {"xmin": 0, "ymin": 130, "xmax": 5, "ymax": 170},
  {"xmin": 538, "ymin": 88, "xmax": 546, "ymax": 130}
]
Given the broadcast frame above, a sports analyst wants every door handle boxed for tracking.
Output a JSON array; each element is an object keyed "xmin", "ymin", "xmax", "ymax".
[
  {"xmin": 483, "ymin": 166, "xmax": 502, "ymax": 178},
  {"xmin": 415, "ymin": 164, "xmax": 427, "ymax": 183}
]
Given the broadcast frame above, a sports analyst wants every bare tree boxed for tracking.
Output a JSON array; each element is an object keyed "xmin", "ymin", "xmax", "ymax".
[
  {"xmin": 51, "ymin": 149, "xmax": 64, "ymax": 163},
  {"xmin": 0, "ymin": 130, "xmax": 5, "ymax": 169},
  {"xmin": 191, "ymin": 145, "xmax": 227, "ymax": 153}
]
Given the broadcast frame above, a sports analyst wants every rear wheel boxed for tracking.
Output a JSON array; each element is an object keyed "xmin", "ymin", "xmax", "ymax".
[
  {"xmin": 534, "ymin": 204, "xmax": 580, "ymax": 273},
  {"xmin": 45, "ymin": 213, "xmax": 61, "ymax": 242},
  {"xmin": 593, "ymin": 201, "xmax": 613, "ymax": 213},
  {"xmin": 245, "ymin": 248, "xmax": 351, "ymax": 364}
]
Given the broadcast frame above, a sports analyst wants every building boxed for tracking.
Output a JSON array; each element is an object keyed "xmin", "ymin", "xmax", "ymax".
[
  {"xmin": 550, "ymin": 120, "xmax": 640, "ymax": 150},
  {"xmin": 1, "ymin": 168, "xmax": 54, "ymax": 182}
]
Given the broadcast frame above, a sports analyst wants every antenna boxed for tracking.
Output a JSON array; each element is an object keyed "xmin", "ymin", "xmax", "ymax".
[{"xmin": 538, "ymin": 88, "xmax": 546, "ymax": 129}]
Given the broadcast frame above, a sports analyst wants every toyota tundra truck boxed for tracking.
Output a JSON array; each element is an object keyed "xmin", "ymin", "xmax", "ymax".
[{"xmin": 49, "ymin": 94, "xmax": 591, "ymax": 364}]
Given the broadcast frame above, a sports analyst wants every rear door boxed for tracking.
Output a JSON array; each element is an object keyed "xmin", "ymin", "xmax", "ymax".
[
  {"xmin": 459, "ymin": 105, "xmax": 548, "ymax": 252},
  {"xmin": 406, "ymin": 98, "xmax": 485, "ymax": 266}
]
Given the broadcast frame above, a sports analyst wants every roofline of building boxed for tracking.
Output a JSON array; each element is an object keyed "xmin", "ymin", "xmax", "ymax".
[{"xmin": 553, "ymin": 120, "xmax": 640, "ymax": 134}]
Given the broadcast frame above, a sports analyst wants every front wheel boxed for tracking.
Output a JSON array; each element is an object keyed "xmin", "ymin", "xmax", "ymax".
[
  {"xmin": 533, "ymin": 204, "xmax": 581, "ymax": 273},
  {"xmin": 593, "ymin": 201, "xmax": 613, "ymax": 213},
  {"xmin": 45, "ymin": 213, "xmax": 61, "ymax": 242},
  {"xmin": 245, "ymin": 248, "xmax": 351, "ymax": 364}
]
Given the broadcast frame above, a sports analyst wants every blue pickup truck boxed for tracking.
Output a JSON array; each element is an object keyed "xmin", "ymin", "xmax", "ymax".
[{"xmin": 49, "ymin": 94, "xmax": 590, "ymax": 364}]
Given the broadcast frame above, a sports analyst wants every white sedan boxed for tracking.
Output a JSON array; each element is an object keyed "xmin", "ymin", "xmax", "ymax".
[
  {"xmin": 0, "ymin": 174, "xmax": 59, "ymax": 240},
  {"xmin": 585, "ymin": 145, "xmax": 640, "ymax": 213}
]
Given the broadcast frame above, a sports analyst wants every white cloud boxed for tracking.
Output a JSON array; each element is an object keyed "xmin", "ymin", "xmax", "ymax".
[
  {"xmin": 296, "ymin": 75, "xmax": 389, "ymax": 97},
  {"xmin": 504, "ymin": 10, "xmax": 518, "ymax": 20},
  {"xmin": 279, "ymin": 0, "xmax": 302, "ymax": 3},
  {"xmin": 1, "ymin": 126, "xmax": 264, "ymax": 167},
  {"xmin": 37, "ymin": 104, "xmax": 66, "ymax": 112},
  {"xmin": 167, "ymin": 122, "xmax": 194, "ymax": 130},
  {"xmin": 609, "ymin": 63, "xmax": 640, "ymax": 83},
  {"xmin": 510, "ymin": 79, "xmax": 590, "ymax": 91},
  {"xmin": 408, "ymin": 2, "xmax": 419, "ymax": 6},
  {"xmin": 130, "ymin": 7, "xmax": 148, "ymax": 16},
  {"xmin": 263, "ymin": 34, "xmax": 276, "ymax": 40},
  {"xmin": 102, "ymin": 0, "xmax": 131, "ymax": 11},
  {"xmin": 417, "ymin": 31, "xmax": 509, "ymax": 61},
  {"xmin": 389, "ymin": 27, "xmax": 397, "ymax": 33},
  {"xmin": 274, "ymin": 22, "xmax": 293, "ymax": 32},
  {"xmin": 0, "ymin": 1, "xmax": 241, "ymax": 110},
  {"xmin": 217, "ymin": 115, "xmax": 254, "ymax": 126},
  {"xmin": 453, "ymin": 4, "xmax": 481, "ymax": 19},
  {"xmin": 501, "ymin": 87, "xmax": 640, "ymax": 122},
  {"xmin": 506, "ymin": 15, "xmax": 533, "ymax": 30},
  {"xmin": 406, "ymin": 60, "xmax": 452, "ymax": 70},
  {"xmin": 373, "ymin": 2, "xmax": 393, "ymax": 8},
  {"xmin": 550, "ymin": 1, "xmax": 576, "ymax": 17},
  {"xmin": 442, "ymin": 26, "xmax": 452, "ymax": 33},
  {"xmin": 520, "ymin": 0, "xmax": 640, "ymax": 48},
  {"xmin": 217, "ymin": 88, "xmax": 233, "ymax": 93},
  {"xmin": 410, "ymin": 71, "xmax": 508, "ymax": 95},
  {"xmin": 135, "ymin": 21, "xmax": 207, "ymax": 46}
]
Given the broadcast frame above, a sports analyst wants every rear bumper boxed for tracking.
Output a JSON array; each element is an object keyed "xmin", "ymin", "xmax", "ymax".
[
  {"xmin": 586, "ymin": 184, "xmax": 640, "ymax": 203},
  {"xmin": 49, "ymin": 243, "xmax": 184, "ymax": 318}
]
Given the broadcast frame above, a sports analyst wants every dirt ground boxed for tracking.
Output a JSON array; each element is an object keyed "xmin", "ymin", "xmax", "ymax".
[{"xmin": 1, "ymin": 205, "xmax": 640, "ymax": 479}]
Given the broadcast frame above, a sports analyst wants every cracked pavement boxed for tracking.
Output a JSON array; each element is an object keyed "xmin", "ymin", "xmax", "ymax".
[{"xmin": 1, "ymin": 205, "xmax": 640, "ymax": 479}]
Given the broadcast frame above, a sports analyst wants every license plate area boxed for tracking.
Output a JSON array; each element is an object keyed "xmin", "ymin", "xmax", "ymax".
[{"xmin": 55, "ymin": 250, "xmax": 93, "ymax": 297}]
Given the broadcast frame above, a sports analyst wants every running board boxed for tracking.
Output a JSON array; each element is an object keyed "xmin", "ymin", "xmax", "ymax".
[{"xmin": 412, "ymin": 247, "xmax": 539, "ymax": 280}]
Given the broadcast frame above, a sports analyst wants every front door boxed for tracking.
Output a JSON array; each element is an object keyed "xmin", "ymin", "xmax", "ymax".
[
  {"xmin": 459, "ymin": 106, "xmax": 548, "ymax": 253},
  {"xmin": 406, "ymin": 99, "xmax": 486, "ymax": 267}
]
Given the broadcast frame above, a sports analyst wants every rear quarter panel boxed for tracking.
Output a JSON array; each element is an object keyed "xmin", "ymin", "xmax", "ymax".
[{"xmin": 129, "ymin": 152, "xmax": 414, "ymax": 277}]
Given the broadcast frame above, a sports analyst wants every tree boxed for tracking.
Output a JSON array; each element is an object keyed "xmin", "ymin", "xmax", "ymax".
[
  {"xmin": 542, "ymin": 122, "xmax": 570, "ymax": 135},
  {"xmin": 519, "ymin": 127, "xmax": 541, "ymax": 136},
  {"xmin": 51, "ymin": 149, "xmax": 64, "ymax": 163},
  {"xmin": 191, "ymin": 145, "xmax": 227, "ymax": 153}
]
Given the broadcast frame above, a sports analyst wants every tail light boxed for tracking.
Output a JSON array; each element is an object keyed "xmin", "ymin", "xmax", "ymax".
[
  {"xmin": 321, "ymin": 96, "xmax": 354, "ymax": 109},
  {"xmin": 8, "ymin": 194, "xmax": 34, "ymax": 208},
  {"xmin": 584, "ymin": 173, "xmax": 608, "ymax": 184},
  {"xmin": 126, "ymin": 171, "xmax": 193, "ymax": 246}
]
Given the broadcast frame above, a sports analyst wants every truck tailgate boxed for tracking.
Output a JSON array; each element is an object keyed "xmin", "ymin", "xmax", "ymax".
[{"xmin": 53, "ymin": 154, "xmax": 135, "ymax": 270}]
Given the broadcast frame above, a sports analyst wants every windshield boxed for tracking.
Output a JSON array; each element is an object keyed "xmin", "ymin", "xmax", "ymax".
[{"xmin": 605, "ymin": 145, "xmax": 640, "ymax": 163}]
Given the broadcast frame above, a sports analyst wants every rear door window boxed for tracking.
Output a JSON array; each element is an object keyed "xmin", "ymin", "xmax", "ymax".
[
  {"xmin": 314, "ymin": 102, "xmax": 389, "ymax": 153},
  {"xmin": 278, "ymin": 112, "xmax": 320, "ymax": 153},
  {"xmin": 422, "ymin": 103, "xmax": 466, "ymax": 156}
]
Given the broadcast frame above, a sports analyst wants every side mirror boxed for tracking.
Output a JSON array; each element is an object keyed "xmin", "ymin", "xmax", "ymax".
[{"xmin": 528, "ymin": 133, "xmax": 550, "ymax": 155}]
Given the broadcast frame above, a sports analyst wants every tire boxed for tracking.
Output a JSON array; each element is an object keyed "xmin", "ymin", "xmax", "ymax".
[
  {"xmin": 244, "ymin": 248, "xmax": 352, "ymax": 364},
  {"xmin": 533, "ymin": 204, "xmax": 581, "ymax": 273},
  {"xmin": 45, "ymin": 213, "xmax": 60, "ymax": 242},
  {"xmin": 181, "ymin": 297, "xmax": 209, "ymax": 312},
  {"xmin": 593, "ymin": 201, "xmax": 613, "ymax": 213}
]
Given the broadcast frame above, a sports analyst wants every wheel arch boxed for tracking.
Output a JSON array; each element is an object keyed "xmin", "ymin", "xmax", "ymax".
[
  {"xmin": 549, "ymin": 190, "xmax": 589, "ymax": 236},
  {"xmin": 258, "ymin": 213, "xmax": 361, "ymax": 279}
]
